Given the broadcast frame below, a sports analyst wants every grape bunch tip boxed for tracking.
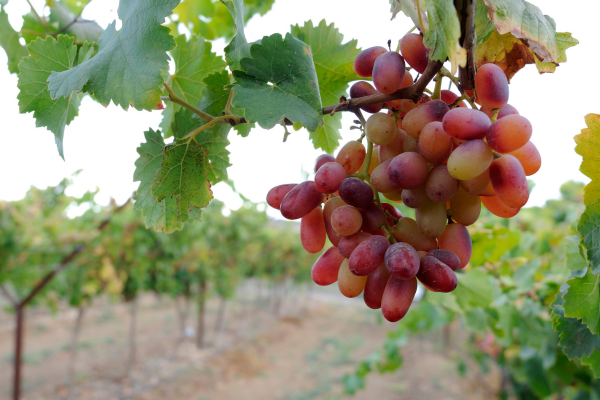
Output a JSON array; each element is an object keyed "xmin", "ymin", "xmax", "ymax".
[{"xmin": 266, "ymin": 34, "xmax": 540, "ymax": 323}]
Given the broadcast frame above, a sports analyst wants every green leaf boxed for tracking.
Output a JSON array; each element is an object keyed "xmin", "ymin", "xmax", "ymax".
[
  {"xmin": 475, "ymin": 0, "xmax": 495, "ymax": 47},
  {"xmin": 565, "ymin": 235, "xmax": 588, "ymax": 277},
  {"xmin": 575, "ymin": 114, "xmax": 600, "ymax": 206},
  {"xmin": 563, "ymin": 269, "xmax": 600, "ymax": 334},
  {"xmin": 21, "ymin": 13, "xmax": 51, "ymax": 44},
  {"xmin": 483, "ymin": 0, "xmax": 561, "ymax": 64},
  {"xmin": 291, "ymin": 20, "xmax": 360, "ymax": 153},
  {"xmin": 423, "ymin": 0, "xmax": 466, "ymax": 75},
  {"xmin": 389, "ymin": 0, "xmax": 429, "ymax": 31},
  {"xmin": 17, "ymin": 36, "xmax": 95, "ymax": 159},
  {"xmin": 581, "ymin": 351, "xmax": 600, "ymax": 379},
  {"xmin": 0, "ymin": 7, "xmax": 28, "ymax": 74},
  {"xmin": 578, "ymin": 212, "xmax": 600, "ymax": 273},
  {"xmin": 222, "ymin": 0, "xmax": 251, "ymax": 71},
  {"xmin": 552, "ymin": 297, "xmax": 600, "ymax": 359},
  {"xmin": 49, "ymin": 2, "xmax": 104, "ymax": 43},
  {"xmin": 160, "ymin": 34, "xmax": 226, "ymax": 137},
  {"xmin": 232, "ymin": 33, "xmax": 323, "ymax": 132},
  {"xmin": 133, "ymin": 129, "xmax": 203, "ymax": 233},
  {"xmin": 48, "ymin": 0, "xmax": 179, "ymax": 111},
  {"xmin": 454, "ymin": 269, "xmax": 494, "ymax": 309}
]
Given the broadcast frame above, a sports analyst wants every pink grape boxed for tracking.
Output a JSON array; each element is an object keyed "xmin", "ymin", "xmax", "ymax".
[
  {"xmin": 371, "ymin": 159, "xmax": 400, "ymax": 193},
  {"xmin": 315, "ymin": 162, "xmax": 346, "ymax": 194},
  {"xmin": 392, "ymin": 217, "xmax": 438, "ymax": 252},
  {"xmin": 350, "ymin": 81, "xmax": 383, "ymax": 114},
  {"xmin": 388, "ymin": 152, "xmax": 429, "ymax": 189},
  {"xmin": 266, "ymin": 184, "xmax": 297, "ymax": 210},
  {"xmin": 474, "ymin": 63, "xmax": 509, "ymax": 109},
  {"xmin": 438, "ymin": 223, "xmax": 472, "ymax": 269},
  {"xmin": 372, "ymin": 51, "xmax": 406, "ymax": 94},
  {"xmin": 364, "ymin": 264, "xmax": 392, "ymax": 309},
  {"xmin": 323, "ymin": 196, "xmax": 346, "ymax": 246},
  {"xmin": 489, "ymin": 154, "xmax": 529, "ymax": 208},
  {"xmin": 425, "ymin": 249, "xmax": 460, "ymax": 271},
  {"xmin": 385, "ymin": 242, "xmax": 420, "ymax": 280},
  {"xmin": 400, "ymin": 33, "xmax": 428, "ymax": 73},
  {"xmin": 331, "ymin": 205, "xmax": 363, "ymax": 236},
  {"xmin": 418, "ymin": 121, "xmax": 453, "ymax": 164},
  {"xmin": 460, "ymin": 169, "xmax": 491, "ymax": 195},
  {"xmin": 440, "ymin": 90, "xmax": 466, "ymax": 108},
  {"xmin": 417, "ymin": 256, "xmax": 458, "ymax": 292},
  {"xmin": 379, "ymin": 129, "xmax": 407, "ymax": 162},
  {"xmin": 381, "ymin": 276, "xmax": 418, "ymax": 322},
  {"xmin": 360, "ymin": 203, "xmax": 388, "ymax": 232},
  {"xmin": 311, "ymin": 246, "xmax": 345, "ymax": 286},
  {"xmin": 507, "ymin": 141, "xmax": 541, "ymax": 176},
  {"xmin": 401, "ymin": 185, "xmax": 430, "ymax": 209},
  {"xmin": 301, "ymin": 206, "xmax": 326, "ymax": 253},
  {"xmin": 481, "ymin": 104, "xmax": 519, "ymax": 120},
  {"xmin": 354, "ymin": 46, "xmax": 387, "ymax": 78},
  {"xmin": 314, "ymin": 154, "xmax": 335, "ymax": 173},
  {"xmin": 481, "ymin": 195, "xmax": 520, "ymax": 218},
  {"xmin": 349, "ymin": 235, "xmax": 390, "ymax": 276},
  {"xmin": 280, "ymin": 181, "xmax": 324, "ymax": 220},
  {"xmin": 442, "ymin": 108, "xmax": 491, "ymax": 140},
  {"xmin": 403, "ymin": 100, "xmax": 450, "ymax": 138},
  {"xmin": 425, "ymin": 164, "xmax": 459, "ymax": 203},
  {"xmin": 487, "ymin": 115, "xmax": 532, "ymax": 153},
  {"xmin": 338, "ymin": 232, "xmax": 372, "ymax": 259},
  {"xmin": 447, "ymin": 139, "xmax": 493, "ymax": 180},
  {"xmin": 336, "ymin": 141, "xmax": 366, "ymax": 174}
]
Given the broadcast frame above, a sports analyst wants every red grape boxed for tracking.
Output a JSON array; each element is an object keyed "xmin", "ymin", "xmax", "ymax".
[
  {"xmin": 349, "ymin": 235, "xmax": 390, "ymax": 276},
  {"xmin": 489, "ymin": 154, "xmax": 529, "ymax": 208},
  {"xmin": 311, "ymin": 246, "xmax": 345, "ymax": 286},
  {"xmin": 403, "ymin": 100, "xmax": 449, "ymax": 138},
  {"xmin": 364, "ymin": 264, "xmax": 392, "ymax": 309},
  {"xmin": 379, "ymin": 129, "xmax": 406, "ymax": 162},
  {"xmin": 438, "ymin": 223, "xmax": 472, "ymax": 269},
  {"xmin": 301, "ymin": 206, "xmax": 326, "ymax": 253},
  {"xmin": 266, "ymin": 184, "xmax": 297, "ymax": 210},
  {"xmin": 381, "ymin": 276, "xmax": 418, "ymax": 322},
  {"xmin": 280, "ymin": 181, "xmax": 324, "ymax": 220},
  {"xmin": 360, "ymin": 203, "xmax": 388, "ymax": 232},
  {"xmin": 331, "ymin": 205, "xmax": 363, "ymax": 236},
  {"xmin": 474, "ymin": 63, "xmax": 509, "ymax": 109},
  {"xmin": 338, "ymin": 177, "xmax": 374, "ymax": 209},
  {"xmin": 401, "ymin": 185, "xmax": 429, "ymax": 209},
  {"xmin": 338, "ymin": 231, "xmax": 372, "ymax": 258},
  {"xmin": 314, "ymin": 154, "xmax": 335, "ymax": 173},
  {"xmin": 417, "ymin": 256, "xmax": 458, "ymax": 292},
  {"xmin": 400, "ymin": 33, "xmax": 428, "ymax": 73},
  {"xmin": 425, "ymin": 164, "xmax": 460, "ymax": 203},
  {"xmin": 425, "ymin": 249, "xmax": 460, "ymax": 271},
  {"xmin": 371, "ymin": 159, "xmax": 400, "ymax": 193},
  {"xmin": 481, "ymin": 104, "xmax": 519, "ymax": 120},
  {"xmin": 487, "ymin": 115, "xmax": 532, "ymax": 153},
  {"xmin": 442, "ymin": 108, "xmax": 491, "ymax": 140},
  {"xmin": 336, "ymin": 141, "xmax": 366, "ymax": 174},
  {"xmin": 440, "ymin": 90, "xmax": 466, "ymax": 108},
  {"xmin": 323, "ymin": 196, "xmax": 346, "ymax": 246},
  {"xmin": 507, "ymin": 141, "xmax": 541, "ymax": 176},
  {"xmin": 315, "ymin": 162, "xmax": 346, "ymax": 194},
  {"xmin": 418, "ymin": 121, "xmax": 453, "ymax": 164},
  {"xmin": 372, "ymin": 51, "xmax": 406, "ymax": 94},
  {"xmin": 350, "ymin": 81, "xmax": 383, "ymax": 114},
  {"xmin": 388, "ymin": 152, "xmax": 429, "ymax": 189},
  {"xmin": 385, "ymin": 242, "xmax": 420, "ymax": 280},
  {"xmin": 481, "ymin": 195, "xmax": 520, "ymax": 218},
  {"xmin": 354, "ymin": 46, "xmax": 387, "ymax": 78}
]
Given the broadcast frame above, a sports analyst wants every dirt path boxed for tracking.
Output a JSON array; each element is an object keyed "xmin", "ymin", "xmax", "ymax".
[{"xmin": 0, "ymin": 285, "xmax": 499, "ymax": 400}]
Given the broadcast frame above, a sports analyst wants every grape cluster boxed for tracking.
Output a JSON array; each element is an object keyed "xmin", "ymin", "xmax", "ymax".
[{"xmin": 266, "ymin": 34, "xmax": 541, "ymax": 323}]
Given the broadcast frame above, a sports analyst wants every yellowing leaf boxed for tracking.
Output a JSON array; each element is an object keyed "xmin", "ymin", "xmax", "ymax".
[{"xmin": 574, "ymin": 114, "xmax": 600, "ymax": 206}]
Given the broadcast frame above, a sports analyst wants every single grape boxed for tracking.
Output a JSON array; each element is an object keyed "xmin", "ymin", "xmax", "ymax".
[
  {"xmin": 481, "ymin": 195, "xmax": 520, "ymax": 218},
  {"xmin": 311, "ymin": 246, "xmax": 345, "ymax": 286},
  {"xmin": 425, "ymin": 164, "xmax": 460, "ymax": 203},
  {"xmin": 489, "ymin": 154, "xmax": 529, "ymax": 208},
  {"xmin": 349, "ymin": 235, "xmax": 390, "ymax": 276},
  {"xmin": 447, "ymin": 139, "xmax": 493, "ymax": 180},
  {"xmin": 373, "ymin": 129, "xmax": 406, "ymax": 163},
  {"xmin": 403, "ymin": 100, "xmax": 450, "ymax": 138},
  {"xmin": 331, "ymin": 205, "xmax": 363, "ymax": 236},
  {"xmin": 442, "ymin": 108, "xmax": 491, "ymax": 140},
  {"xmin": 266, "ymin": 184, "xmax": 297, "ymax": 210},
  {"xmin": 360, "ymin": 203, "xmax": 388, "ymax": 232},
  {"xmin": 388, "ymin": 152, "xmax": 429, "ymax": 189},
  {"xmin": 507, "ymin": 141, "xmax": 541, "ymax": 176},
  {"xmin": 336, "ymin": 141, "xmax": 366, "ymax": 174},
  {"xmin": 354, "ymin": 46, "xmax": 387, "ymax": 78},
  {"xmin": 392, "ymin": 217, "xmax": 438, "ymax": 252},
  {"xmin": 301, "ymin": 206, "xmax": 327, "ymax": 253},
  {"xmin": 425, "ymin": 249, "xmax": 461, "ymax": 271},
  {"xmin": 400, "ymin": 33, "xmax": 428, "ymax": 73},
  {"xmin": 481, "ymin": 104, "xmax": 519, "ymax": 120},
  {"xmin": 474, "ymin": 63, "xmax": 509, "ymax": 109},
  {"xmin": 371, "ymin": 159, "xmax": 400, "ymax": 193},
  {"xmin": 366, "ymin": 113, "xmax": 398, "ymax": 145},
  {"xmin": 323, "ymin": 196, "xmax": 347, "ymax": 246},
  {"xmin": 314, "ymin": 154, "xmax": 336, "ymax": 173},
  {"xmin": 372, "ymin": 51, "xmax": 406, "ymax": 94},
  {"xmin": 385, "ymin": 242, "xmax": 420, "ymax": 280},
  {"xmin": 382, "ymin": 188, "xmax": 404, "ymax": 202},
  {"xmin": 315, "ymin": 162, "xmax": 346, "ymax": 194},
  {"xmin": 440, "ymin": 90, "xmax": 466, "ymax": 108},
  {"xmin": 415, "ymin": 200, "xmax": 447, "ymax": 238},
  {"xmin": 417, "ymin": 256, "xmax": 458, "ymax": 292},
  {"xmin": 338, "ymin": 232, "xmax": 372, "ymax": 258},
  {"xmin": 280, "ymin": 181, "xmax": 324, "ymax": 220},
  {"xmin": 381, "ymin": 276, "xmax": 418, "ymax": 322},
  {"xmin": 460, "ymin": 169, "xmax": 490, "ymax": 195},
  {"xmin": 449, "ymin": 187, "xmax": 481, "ymax": 226},
  {"xmin": 401, "ymin": 98, "xmax": 417, "ymax": 113},
  {"xmin": 438, "ymin": 223, "xmax": 472, "ymax": 269},
  {"xmin": 338, "ymin": 259, "xmax": 368, "ymax": 298},
  {"xmin": 486, "ymin": 115, "xmax": 532, "ymax": 153},
  {"xmin": 401, "ymin": 185, "xmax": 429, "ymax": 209},
  {"xmin": 364, "ymin": 264, "xmax": 392, "ymax": 310},
  {"xmin": 385, "ymin": 73, "xmax": 415, "ymax": 109},
  {"xmin": 402, "ymin": 135, "xmax": 420, "ymax": 153},
  {"xmin": 350, "ymin": 81, "xmax": 383, "ymax": 114},
  {"xmin": 418, "ymin": 121, "xmax": 453, "ymax": 164},
  {"xmin": 339, "ymin": 177, "xmax": 374, "ymax": 209}
]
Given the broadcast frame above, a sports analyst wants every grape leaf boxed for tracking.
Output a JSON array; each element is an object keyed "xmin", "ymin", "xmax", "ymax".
[
  {"xmin": 454, "ymin": 269, "xmax": 494, "ymax": 309},
  {"xmin": 133, "ymin": 129, "xmax": 203, "ymax": 233},
  {"xmin": 475, "ymin": 0, "xmax": 495, "ymax": 47},
  {"xmin": 389, "ymin": 0, "xmax": 429, "ymax": 31},
  {"xmin": 232, "ymin": 33, "xmax": 323, "ymax": 132},
  {"xmin": 49, "ymin": 2, "xmax": 104, "ymax": 43},
  {"xmin": 17, "ymin": 36, "xmax": 95, "ymax": 159},
  {"xmin": 565, "ymin": 235, "xmax": 588, "ymax": 277},
  {"xmin": 423, "ymin": 0, "xmax": 466, "ymax": 75},
  {"xmin": 579, "ymin": 212, "xmax": 600, "ymax": 274},
  {"xmin": 575, "ymin": 114, "xmax": 600, "ymax": 206},
  {"xmin": 563, "ymin": 269, "xmax": 600, "ymax": 334},
  {"xmin": 581, "ymin": 351, "xmax": 600, "ymax": 379},
  {"xmin": 475, "ymin": 30, "xmax": 534, "ymax": 80},
  {"xmin": 533, "ymin": 32, "xmax": 578, "ymax": 74},
  {"xmin": 483, "ymin": 0, "xmax": 561, "ymax": 64},
  {"xmin": 48, "ymin": 0, "xmax": 179, "ymax": 111},
  {"xmin": 21, "ymin": 13, "xmax": 49, "ymax": 44},
  {"xmin": 552, "ymin": 296, "xmax": 600, "ymax": 359},
  {"xmin": 222, "ymin": 0, "xmax": 251, "ymax": 71},
  {"xmin": 160, "ymin": 34, "xmax": 226, "ymax": 137},
  {"xmin": 0, "ymin": 7, "xmax": 28, "ymax": 74},
  {"xmin": 290, "ymin": 20, "xmax": 360, "ymax": 153}
]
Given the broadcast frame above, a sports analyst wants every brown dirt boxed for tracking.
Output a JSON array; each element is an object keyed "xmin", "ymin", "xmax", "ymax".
[{"xmin": 0, "ymin": 285, "xmax": 500, "ymax": 400}]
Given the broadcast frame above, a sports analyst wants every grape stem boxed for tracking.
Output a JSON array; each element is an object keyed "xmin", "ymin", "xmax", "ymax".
[
  {"xmin": 181, "ymin": 114, "xmax": 241, "ymax": 141},
  {"xmin": 439, "ymin": 67, "xmax": 479, "ymax": 109},
  {"xmin": 163, "ymin": 83, "xmax": 215, "ymax": 123},
  {"xmin": 431, "ymin": 72, "xmax": 443, "ymax": 100},
  {"xmin": 449, "ymin": 93, "xmax": 469, "ymax": 109},
  {"xmin": 491, "ymin": 109, "xmax": 500, "ymax": 123}
]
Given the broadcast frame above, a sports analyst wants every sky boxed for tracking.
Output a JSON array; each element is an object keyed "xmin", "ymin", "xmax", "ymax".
[{"xmin": 0, "ymin": 0, "xmax": 597, "ymax": 217}]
